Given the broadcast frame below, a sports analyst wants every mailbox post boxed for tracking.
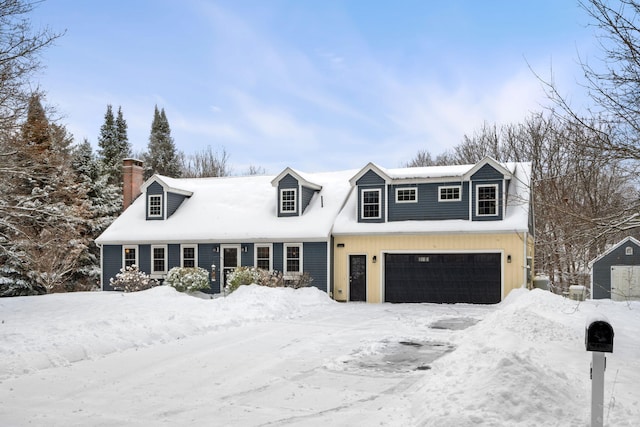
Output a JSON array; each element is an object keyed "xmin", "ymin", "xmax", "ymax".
[{"xmin": 585, "ymin": 316, "xmax": 614, "ymax": 427}]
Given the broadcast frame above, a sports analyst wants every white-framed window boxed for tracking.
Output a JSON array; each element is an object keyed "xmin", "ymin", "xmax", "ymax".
[
  {"xmin": 361, "ymin": 189, "xmax": 381, "ymax": 219},
  {"xmin": 626, "ymin": 246, "xmax": 634, "ymax": 256},
  {"xmin": 439, "ymin": 185, "xmax": 462, "ymax": 202},
  {"xmin": 284, "ymin": 243, "xmax": 303, "ymax": 275},
  {"xmin": 255, "ymin": 244, "xmax": 273, "ymax": 270},
  {"xmin": 280, "ymin": 188, "xmax": 297, "ymax": 214},
  {"xmin": 151, "ymin": 245, "xmax": 167, "ymax": 275},
  {"xmin": 476, "ymin": 184, "xmax": 498, "ymax": 216},
  {"xmin": 395, "ymin": 187, "xmax": 417, "ymax": 203},
  {"xmin": 123, "ymin": 245, "xmax": 138, "ymax": 268},
  {"xmin": 181, "ymin": 244, "xmax": 198, "ymax": 268},
  {"xmin": 148, "ymin": 194, "xmax": 163, "ymax": 218}
]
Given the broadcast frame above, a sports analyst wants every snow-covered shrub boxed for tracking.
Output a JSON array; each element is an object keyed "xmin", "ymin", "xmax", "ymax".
[
  {"xmin": 225, "ymin": 267, "xmax": 313, "ymax": 293},
  {"xmin": 165, "ymin": 267, "xmax": 210, "ymax": 293},
  {"xmin": 109, "ymin": 265, "xmax": 155, "ymax": 292},
  {"xmin": 225, "ymin": 266, "xmax": 260, "ymax": 293}
]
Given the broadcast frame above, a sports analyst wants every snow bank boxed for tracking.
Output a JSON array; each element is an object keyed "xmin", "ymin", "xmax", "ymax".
[
  {"xmin": 0, "ymin": 285, "xmax": 334, "ymax": 380},
  {"xmin": 412, "ymin": 289, "xmax": 640, "ymax": 426}
]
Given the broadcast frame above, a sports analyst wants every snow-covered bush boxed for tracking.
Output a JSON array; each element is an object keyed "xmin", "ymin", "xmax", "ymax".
[
  {"xmin": 109, "ymin": 265, "xmax": 155, "ymax": 292},
  {"xmin": 225, "ymin": 267, "xmax": 312, "ymax": 293},
  {"xmin": 164, "ymin": 267, "xmax": 210, "ymax": 293},
  {"xmin": 225, "ymin": 266, "xmax": 260, "ymax": 293}
]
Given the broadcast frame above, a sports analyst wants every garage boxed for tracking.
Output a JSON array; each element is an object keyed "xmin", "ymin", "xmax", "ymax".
[{"xmin": 384, "ymin": 253, "xmax": 501, "ymax": 304}]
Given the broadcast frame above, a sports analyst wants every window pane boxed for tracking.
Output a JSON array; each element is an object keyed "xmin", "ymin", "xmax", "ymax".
[
  {"xmin": 362, "ymin": 190, "xmax": 380, "ymax": 218},
  {"xmin": 256, "ymin": 246, "xmax": 270, "ymax": 270},
  {"xmin": 286, "ymin": 246, "xmax": 300, "ymax": 273},
  {"xmin": 281, "ymin": 190, "xmax": 296, "ymax": 212},
  {"xmin": 124, "ymin": 248, "xmax": 136, "ymax": 267},
  {"xmin": 153, "ymin": 247, "xmax": 165, "ymax": 272},
  {"xmin": 183, "ymin": 247, "xmax": 195, "ymax": 268}
]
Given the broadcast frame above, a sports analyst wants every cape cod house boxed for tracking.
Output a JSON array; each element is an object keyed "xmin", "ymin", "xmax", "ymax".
[{"xmin": 96, "ymin": 157, "xmax": 534, "ymax": 304}]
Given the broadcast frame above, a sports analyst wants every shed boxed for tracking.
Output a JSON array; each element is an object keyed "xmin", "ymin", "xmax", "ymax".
[{"xmin": 590, "ymin": 237, "xmax": 640, "ymax": 300}]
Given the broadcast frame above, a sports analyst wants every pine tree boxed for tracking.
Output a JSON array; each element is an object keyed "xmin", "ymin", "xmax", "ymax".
[
  {"xmin": 0, "ymin": 94, "xmax": 91, "ymax": 295},
  {"xmin": 70, "ymin": 140, "xmax": 121, "ymax": 288},
  {"xmin": 143, "ymin": 106, "xmax": 181, "ymax": 179},
  {"xmin": 98, "ymin": 105, "xmax": 131, "ymax": 186}
]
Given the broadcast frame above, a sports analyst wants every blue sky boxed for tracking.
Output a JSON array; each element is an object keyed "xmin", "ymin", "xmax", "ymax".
[{"xmin": 32, "ymin": 0, "xmax": 596, "ymax": 173}]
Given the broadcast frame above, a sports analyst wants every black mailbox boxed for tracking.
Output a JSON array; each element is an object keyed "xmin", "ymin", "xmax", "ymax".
[{"xmin": 585, "ymin": 320, "xmax": 614, "ymax": 353}]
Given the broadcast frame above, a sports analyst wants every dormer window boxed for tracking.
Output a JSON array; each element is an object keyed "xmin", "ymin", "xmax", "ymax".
[
  {"xmin": 362, "ymin": 189, "xmax": 381, "ymax": 219},
  {"xmin": 477, "ymin": 184, "xmax": 498, "ymax": 216},
  {"xmin": 280, "ymin": 189, "xmax": 297, "ymax": 214},
  {"xmin": 148, "ymin": 194, "xmax": 163, "ymax": 218}
]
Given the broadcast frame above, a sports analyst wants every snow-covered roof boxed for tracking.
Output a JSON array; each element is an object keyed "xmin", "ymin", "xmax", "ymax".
[
  {"xmin": 96, "ymin": 169, "xmax": 356, "ymax": 245},
  {"xmin": 333, "ymin": 161, "xmax": 532, "ymax": 235}
]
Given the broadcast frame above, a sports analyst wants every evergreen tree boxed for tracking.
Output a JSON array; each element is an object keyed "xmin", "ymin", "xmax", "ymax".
[
  {"xmin": 0, "ymin": 94, "xmax": 91, "ymax": 296},
  {"xmin": 143, "ymin": 105, "xmax": 181, "ymax": 179},
  {"xmin": 98, "ymin": 105, "xmax": 131, "ymax": 186},
  {"xmin": 70, "ymin": 140, "xmax": 121, "ymax": 288}
]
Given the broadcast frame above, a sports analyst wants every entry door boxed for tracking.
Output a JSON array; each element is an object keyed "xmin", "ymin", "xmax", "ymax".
[
  {"xmin": 611, "ymin": 265, "xmax": 640, "ymax": 301},
  {"xmin": 349, "ymin": 255, "xmax": 367, "ymax": 302},
  {"xmin": 222, "ymin": 245, "xmax": 240, "ymax": 289}
]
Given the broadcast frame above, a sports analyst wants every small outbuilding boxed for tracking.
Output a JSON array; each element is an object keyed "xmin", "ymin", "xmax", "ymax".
[{"xmin": 590, "ymin": 237, "xmax": 640, "ymax": 300}]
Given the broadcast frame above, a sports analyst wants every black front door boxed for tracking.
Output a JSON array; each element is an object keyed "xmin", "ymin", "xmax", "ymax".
[{"xmin": 349, "ymin": 255, "xmax": 367, "ymax": 302}]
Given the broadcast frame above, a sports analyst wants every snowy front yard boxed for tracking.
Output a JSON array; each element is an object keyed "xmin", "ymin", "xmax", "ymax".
[{"xmin": 1, "ymin": 285, "xmax": 639, "ymax": 426}]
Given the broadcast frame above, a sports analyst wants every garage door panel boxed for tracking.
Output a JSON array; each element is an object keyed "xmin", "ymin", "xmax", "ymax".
[{"xmin": 385, "ymin": 253, "xmax": 501, "ymax": 304}]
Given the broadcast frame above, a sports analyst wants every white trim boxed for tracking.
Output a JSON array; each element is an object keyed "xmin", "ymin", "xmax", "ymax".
[
  {"xmin": 147, "ymin": 194, "xmax": 163, "ymax": 218},
  {"xmin": 626, "ymin": 246, "xmax": 634, "ymax": 256},
  {"xmin": 438, "ymin": 185, "xmax": 462, "ymax": 202},
  {"xmin": 151, "ymin": 244, "xmax": 168, "ymax": 276},
  {"xmin": 475, "ymin": 183, "xmax": 499, "ymax": 217},
  {"xmin": 254, "ymin": 243, "xmax": 273, "ymax": 271},
  {"xmin": 100, "ymin": 244, "xmax": 104, "ymax": 290},
  {"xmin": 122, "ymin": 245, "xmax": 139, "ymax": 269},
  {"xmin": 395, "ymin": 187, "xmax": 417, "ymax": 203},
  {"xmin": 180, "ymin": 244, "xmax": 198, "ymax": 268},
  {"xmin": 283, "ymin": 243, "xmax": 303, "ymax": 276},
  {"xmin": 280, "ymin": 188, "xmax": 298, "ymax": 214},
  {"xmin": 271, "ymin": 167, "xmax": 322, "ymax": 191},
  {"xmin": 360, "ymin": 188, "xmax": 382, "ymax": 219}
]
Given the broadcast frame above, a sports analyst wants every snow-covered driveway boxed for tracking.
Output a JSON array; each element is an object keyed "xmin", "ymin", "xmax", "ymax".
[{"xmin": 1, "ymin": 285, "xmax": 639, "ymax": 426}]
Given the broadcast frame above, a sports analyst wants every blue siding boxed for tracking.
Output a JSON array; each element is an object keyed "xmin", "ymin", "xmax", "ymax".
[
  {"xmin": 167, "ymin": 192, "xmax": 187, "ymax": 218},
  {"xmin": 356, "ymin": 170, "xmax": 385, "ymax": 186},
  {"xmin": 102, "ymin": 245, "xmax": 122, "ymax": 291},
  {"xmin": 139, "ymin": 245, "xmax": 151, "ymax": 275},
  {"xmin": 593, "ymin": 240, "xmax": 640, "ymax": 299},
  {"xmin": 303, "ymin": 242, "xmax": 328, "ymax": 292},
  {"xmin": 471, "ymin": 164, "xmax": 503, "ymax": 180},
  {"xmin": 472, "ymin": 180, "xmax": 503, "ymax": 221},
  {"xmin": 146, "ymin": 181, "xmax": 164, "ymax": 220},
  {"xmin": 241, "ymin": 244, "xmax": 254, "ymax": 266},
  {"xmin": 198, "ymin": 243, "xmax": 220, "ymax": 293},
  {"xmin": 168, "ymin": 244, "xmax": 180, "ymax": 270},
  {"xmin": 273, "ymin": 243, "xmax": 284, "ymax": 272},
  {"xmin": 301, "ymin": 186, "xmax": 315, "ymax": 213},
  {"xmin": 387, "ymin": 182, "xmax": 469, "ymax": 221},
  {"xmin": 277, "ymin": 174, "xmax": 299, "ymax": 217}
]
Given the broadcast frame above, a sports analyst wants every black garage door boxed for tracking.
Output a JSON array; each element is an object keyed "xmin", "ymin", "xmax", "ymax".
[{"xmin": 385, "ymin": 253, "xmax": 501, "ymax": 304}]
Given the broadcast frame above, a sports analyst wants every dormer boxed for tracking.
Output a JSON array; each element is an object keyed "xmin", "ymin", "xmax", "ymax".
[
  {"xmin": 348, "ymin": 158, "xmax": 515, "ymax": 224},
  {"xmin": 271, "ymin": 167, "xmax": 322, "ymax": 217},
  {"xmin": 140, "ymin": 176, "xmax": 193, "ymax": 220},
  {"xmin": 349, "ymin": 163, "xmax": 391, "ymax": 223}
]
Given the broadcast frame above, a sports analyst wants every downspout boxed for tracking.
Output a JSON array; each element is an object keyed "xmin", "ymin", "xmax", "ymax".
[
  {"xmin": 523, "ymin": 231, "xmax": 528, "ymax": 289},
  {"xmin": 99, "ymin": 243, "xmax": 104, "ymax": 291}
]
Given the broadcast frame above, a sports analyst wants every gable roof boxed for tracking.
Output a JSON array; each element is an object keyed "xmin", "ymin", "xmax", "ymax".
[
  {"xmin": 140, "ymin": 175, "xmax": 193, "ymax": 197},
  {"xmin": 96, "ymin": 169, "xmax": 355, "ymax": 245},
  {"xmin": 589, "ymin": 236, "xmax": 640, "ymax": 267},
  {"xmin": 271, "ymin": 167, "xmax": 323, "ymax": 191}
]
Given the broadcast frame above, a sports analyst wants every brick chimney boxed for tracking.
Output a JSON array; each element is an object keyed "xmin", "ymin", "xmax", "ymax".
[{"xmin": 123, "ymin": 158, "xmax": 144, "ymax": 210}]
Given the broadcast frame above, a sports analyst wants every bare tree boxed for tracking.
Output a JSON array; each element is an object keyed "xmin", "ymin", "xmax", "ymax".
[{"xmin": 180, "ymin": 146, "xmax": 231, "ymax": 178}]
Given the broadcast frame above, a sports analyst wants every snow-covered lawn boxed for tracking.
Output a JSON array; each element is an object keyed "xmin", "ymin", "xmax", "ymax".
[{"xmin": 1, "ymin": 285, "xmax": 639, "ymax": 426}]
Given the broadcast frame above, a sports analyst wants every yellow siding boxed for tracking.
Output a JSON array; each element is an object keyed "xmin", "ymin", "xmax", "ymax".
[{"xmin": 333, "ymin": 232, "xmax": 531, "ymax": 303}]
